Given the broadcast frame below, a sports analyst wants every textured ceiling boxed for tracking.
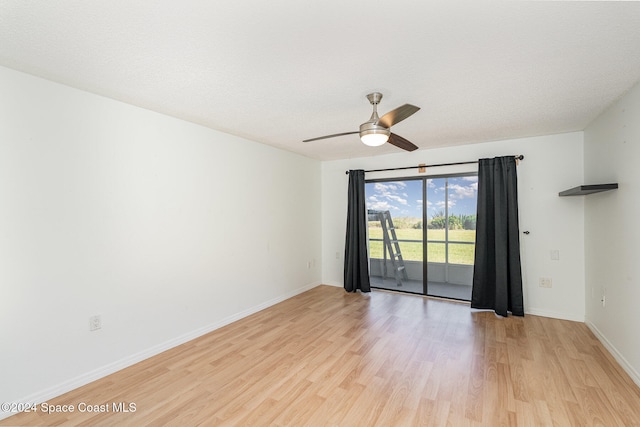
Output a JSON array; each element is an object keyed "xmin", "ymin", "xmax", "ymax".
[{"xmin": 2, "ymin": 1, "xmax": 640, "ymax": 160}]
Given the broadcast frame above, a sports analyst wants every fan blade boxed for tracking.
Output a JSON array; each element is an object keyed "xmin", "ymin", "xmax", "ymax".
[
  {"xmin": 303, "ymin": 131, "xmax": 359, "ymax": 142},
  {"xmin": 388, "ymin": 133, "xmax": 419, "ymax": 152},
  {"xmin": 377, "ymin": 104, "xmax": 420, "ymax": 128}
]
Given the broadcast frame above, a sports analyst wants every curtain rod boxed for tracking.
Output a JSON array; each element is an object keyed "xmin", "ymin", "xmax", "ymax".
[{"xmin": 345, "ymin": 155, "xmax": 524, "ymax": 174}]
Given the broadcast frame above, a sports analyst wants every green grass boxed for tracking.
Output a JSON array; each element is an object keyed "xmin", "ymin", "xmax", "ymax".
[{"xmin": 368, "ymin": 227, "xmax": 476, "ymax": 264}]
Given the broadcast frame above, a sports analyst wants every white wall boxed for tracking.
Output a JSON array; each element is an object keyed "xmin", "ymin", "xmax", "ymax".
[
  {"xmin": 584, "ymin": 81, "xmax": 640, "ymax": 386},
  {"xmin": 0, "ymin": 66, "xmax": 322, "ymax": 408},
  {"xmin": 322, "ymin": 132, "xmax": 585, "ymax": 321}
]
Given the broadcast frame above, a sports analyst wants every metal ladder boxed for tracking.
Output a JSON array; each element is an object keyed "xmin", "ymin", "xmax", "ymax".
[{"xmin": 368, "ymin": 209, "xmax": 408, "ymax": 286}]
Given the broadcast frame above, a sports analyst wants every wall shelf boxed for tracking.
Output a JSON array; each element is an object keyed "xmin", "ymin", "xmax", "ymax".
[{"xmin": 558, "ymin": 183, "xmax": 618, "ymax": 197}]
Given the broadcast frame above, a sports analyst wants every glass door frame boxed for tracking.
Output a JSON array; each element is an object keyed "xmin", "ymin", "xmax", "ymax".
[{"xmin": 366, "ymin": 171, "xmax": 478, "ymax": 299}]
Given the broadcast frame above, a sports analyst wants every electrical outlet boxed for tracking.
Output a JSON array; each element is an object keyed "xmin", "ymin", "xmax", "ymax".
[
  {"xmin": 539, "ymin": 277, "xmax": 552, "ymax": 288},
  {"xmin": 89, "ymin": 315, "xmax": 102, "ymax": 331}
]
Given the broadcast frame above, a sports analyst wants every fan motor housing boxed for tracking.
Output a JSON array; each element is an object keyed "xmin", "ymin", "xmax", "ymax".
[{"xmin": 359, "ymin": 121, "xmax": 390, "ymax": 137}]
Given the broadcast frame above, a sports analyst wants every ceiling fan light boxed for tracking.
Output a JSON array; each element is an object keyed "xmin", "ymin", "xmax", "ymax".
[
  {"xmin": 360, "ymin": 129, "xmax": 389, "ymax": 147},
  {"xmin": 361, "ymin": 133, "xmax": 388, "ymax": 146}
]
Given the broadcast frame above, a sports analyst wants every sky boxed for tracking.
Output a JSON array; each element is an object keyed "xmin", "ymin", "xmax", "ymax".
[{"xmin": 365, "ymin": 176, "xmax": 478, "ymax": 219}]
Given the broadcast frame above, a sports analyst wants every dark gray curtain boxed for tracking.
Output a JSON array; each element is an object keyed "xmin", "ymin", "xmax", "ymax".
[
  {"xmin": 471, "ymin": 156, "xmax": 524, "ymax": 316},
  {"xmin": 344, "ymin": 170, "xmax": 371, "ymax": 293}
]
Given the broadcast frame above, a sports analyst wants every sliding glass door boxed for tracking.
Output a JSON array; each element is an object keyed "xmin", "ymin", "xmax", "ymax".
[
  {"xmin": 367, "ymin": 179, "xmax": 424, "ymax": 294},
  {"xmin": 366, "ymin": 174, "xmax": 477, "ymax": 301},
  {"xmin": 425, "ymin": 176, "xmax": 477, "ymax": 300}
]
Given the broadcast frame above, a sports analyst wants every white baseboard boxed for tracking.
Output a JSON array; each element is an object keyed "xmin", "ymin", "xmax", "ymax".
[
  {"xmin": 0, "ymin": 281, "xmax": 321, "ymax": 422},
  {"xmin": 322, "ymin": 281, "xmax": 343, "ymax": 288},
  {"xmin": 525, "ymin": 307, "xmax": 584, "ymax": 322},
  {"xmin": 586, "ymin": 320, "xmax": 640, "ymax": 389}
]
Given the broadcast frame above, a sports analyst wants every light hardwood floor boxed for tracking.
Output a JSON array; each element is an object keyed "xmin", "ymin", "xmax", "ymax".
[{"xmin": 3, "ymin": 285, "xmax": 640, "ymax": 426}]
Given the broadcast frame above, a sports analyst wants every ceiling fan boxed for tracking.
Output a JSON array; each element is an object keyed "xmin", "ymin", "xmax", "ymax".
[{"xmin": 303, "ymin": 92, "xmax": 420, "ymax": 152}]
